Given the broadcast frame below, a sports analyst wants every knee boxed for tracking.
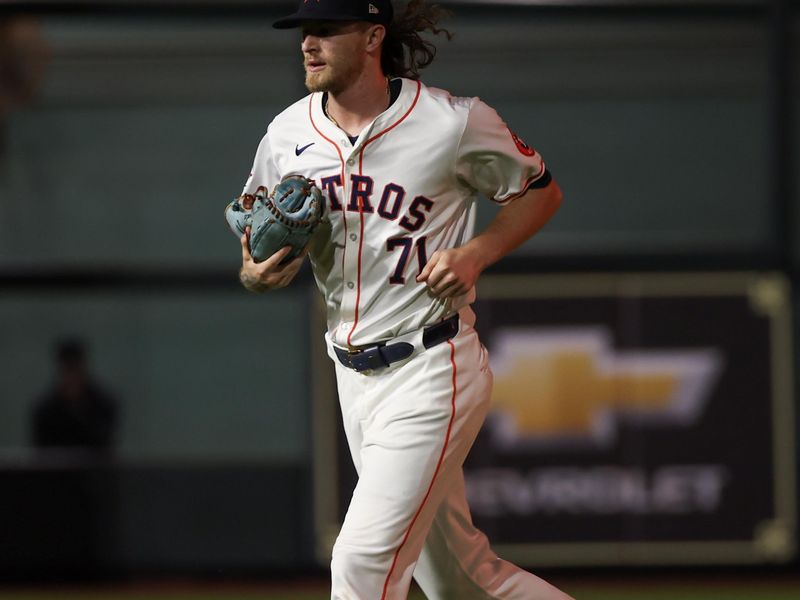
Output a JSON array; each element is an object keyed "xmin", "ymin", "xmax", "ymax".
[{"xmin": 330, "ymin": 540, "xmax": 388, "ymax": 588}]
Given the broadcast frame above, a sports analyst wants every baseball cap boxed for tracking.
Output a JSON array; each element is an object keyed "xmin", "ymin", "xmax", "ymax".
[{"xmin": 272, "ymin": 0, "xmax": 394, "ymax": 29}]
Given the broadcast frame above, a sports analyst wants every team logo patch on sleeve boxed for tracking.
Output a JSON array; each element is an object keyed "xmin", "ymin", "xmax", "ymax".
[{"xmin": 509, "ymin": 129, "xmax": 536, "ymax": 157}]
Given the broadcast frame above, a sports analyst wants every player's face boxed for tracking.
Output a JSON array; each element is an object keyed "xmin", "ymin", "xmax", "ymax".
[{"xmin": 301, "ymin": 20, "xmax": 370, "ymax": 94}]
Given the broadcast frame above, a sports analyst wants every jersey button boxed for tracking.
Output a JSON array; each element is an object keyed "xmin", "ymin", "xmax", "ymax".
[
  {"xmin": 347, "ymin": 158, "xmax": 355, "ymax": 166},
  {"xmin": 349, "ymin": 234, "xmax": 357, "ymax": 242},
  {"xmin": 347, "ymin": 282, "xmax": 355, "ymax": 289}
]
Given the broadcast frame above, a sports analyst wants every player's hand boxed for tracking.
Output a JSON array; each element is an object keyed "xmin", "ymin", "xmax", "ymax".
[
  {"xmin": 416, "ymin": 246, "xmax": 484, "ymax": 299},
  {"xmin": 239, "ymin": 230, "xmax": 307, "ymax": 292}
]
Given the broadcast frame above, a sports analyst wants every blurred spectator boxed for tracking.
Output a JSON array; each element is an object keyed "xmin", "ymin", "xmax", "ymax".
[
  {"xmin": 0, "ymin": 17, "xmax": 49, "ymax": 115},
  {"xmin": 31, "ymin": 338, "xmax": 119, "ymax": 452},
  {"xmin": 0, "ymin": 16, "xmax": 49, "ymax": 158}
]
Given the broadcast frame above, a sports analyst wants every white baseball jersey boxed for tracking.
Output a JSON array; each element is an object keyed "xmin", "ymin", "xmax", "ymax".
[
  {"xmin": 242, "ymin": 78, "xmax": 570, "ymax": 600},
  {"xmin": 243, "ymin": 78, "xmax": 548, "ymax": 348}
]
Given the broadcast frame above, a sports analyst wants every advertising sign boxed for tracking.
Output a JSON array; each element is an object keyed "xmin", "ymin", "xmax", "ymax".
[{"xmin": 313, "ymin": 273, "xmax": 796, "ymax": 566}]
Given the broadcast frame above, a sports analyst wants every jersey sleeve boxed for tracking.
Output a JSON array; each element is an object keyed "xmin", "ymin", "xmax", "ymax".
[
  {"xmin": 242, "ymin": 126, "xmax": 280, "ymax": 194},
  {"xmin": 455, "ymin": 98, "xmax": 551, "ymax": 205}
]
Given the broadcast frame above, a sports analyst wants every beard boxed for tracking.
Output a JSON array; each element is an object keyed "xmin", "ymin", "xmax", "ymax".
[{"xmin": 304, "ymin": 52, "xmax": 365, "ymax": 95}]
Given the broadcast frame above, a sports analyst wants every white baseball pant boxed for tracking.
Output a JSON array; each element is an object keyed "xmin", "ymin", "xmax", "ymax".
[{"xmin": 329, "ymin": 315, "xmax": 574, "ymax": 600}]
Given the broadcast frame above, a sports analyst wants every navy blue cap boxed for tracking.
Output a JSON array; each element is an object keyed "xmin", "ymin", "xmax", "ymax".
[{"xmin": 273, "ymin": 0, "xmax": 393, "ymax": 29}]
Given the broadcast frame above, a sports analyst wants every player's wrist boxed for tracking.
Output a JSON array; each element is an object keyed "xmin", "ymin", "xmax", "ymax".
[
  {"xmin": 460, "ymin": 239, "xmax": 495, "ymax": 274},
  {"xmin": 239, "ymin": 267, "xmax": 270, "ymax": 293}
]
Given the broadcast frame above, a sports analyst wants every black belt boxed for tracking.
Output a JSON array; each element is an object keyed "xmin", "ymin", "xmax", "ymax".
[{"xmin": 334, "ymin": 314, "xmax": 460, "ymax": 372}]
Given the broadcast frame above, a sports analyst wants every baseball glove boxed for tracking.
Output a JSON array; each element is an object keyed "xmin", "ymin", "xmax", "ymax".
[{"xmin": 225, "ymin": 175, "xmax": 323, "ymax": 263}]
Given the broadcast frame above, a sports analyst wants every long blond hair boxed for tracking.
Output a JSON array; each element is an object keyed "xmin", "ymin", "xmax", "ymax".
[{"xmin": 381, "ymin": 0, "xmax": 453, "ymax": 79}]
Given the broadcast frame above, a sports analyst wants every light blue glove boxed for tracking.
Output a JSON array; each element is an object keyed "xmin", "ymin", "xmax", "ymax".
[{"xmin": 225, "ymin": 175, "xmax": 323, "ymax": 263}]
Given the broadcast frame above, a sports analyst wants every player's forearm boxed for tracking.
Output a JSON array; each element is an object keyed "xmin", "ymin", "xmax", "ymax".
[{"xmin": 464, "ymin": 181, "xmax": 563, "ymax": 272}]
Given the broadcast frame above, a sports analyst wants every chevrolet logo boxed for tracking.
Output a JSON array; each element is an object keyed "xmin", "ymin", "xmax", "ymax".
[{"xmin": 487, "ymin": 327, "xmax": 723, "ymax": 449}]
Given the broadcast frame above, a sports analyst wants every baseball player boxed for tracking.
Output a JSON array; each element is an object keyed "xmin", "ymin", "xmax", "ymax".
[{"xmin": 237, "ymin": 1, "xmax": 572, "ymax": 598}]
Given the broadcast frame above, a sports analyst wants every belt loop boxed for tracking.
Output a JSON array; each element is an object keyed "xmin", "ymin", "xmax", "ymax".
[{"xmin": 422, "ymin": 313, "xmax": 459, "ymax": 349}]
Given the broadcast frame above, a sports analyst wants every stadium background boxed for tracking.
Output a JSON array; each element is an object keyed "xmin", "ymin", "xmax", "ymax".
[{"xmin": 0, "ymin": 0, "xmax": 799, "ymax": 598}]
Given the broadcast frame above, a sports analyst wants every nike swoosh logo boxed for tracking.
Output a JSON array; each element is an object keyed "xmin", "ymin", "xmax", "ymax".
[{"xmin": 295, "ymin": 143, "xmax": 315, "ymax": 156}]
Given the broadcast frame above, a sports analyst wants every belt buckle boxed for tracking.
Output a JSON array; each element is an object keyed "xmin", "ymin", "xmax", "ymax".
[
  {"xmin": 341, "ymin": 345, "xmax": 368, "ymax": 372},
  {"xmin": 342, "ymin": 343, "xmax": 388, "ymax": 372}
]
